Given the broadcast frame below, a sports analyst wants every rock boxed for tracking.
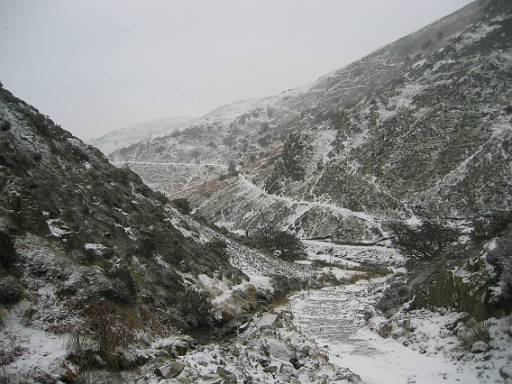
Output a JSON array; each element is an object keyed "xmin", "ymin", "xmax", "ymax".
[
  {"xmin": 377, "ymin": 321, "xmax": 393, "ymax": 338},
  {"xmin": 216, "ymin": 366, "xmax": 237, "ymax": 384},
  {"xmin": 335, "ymin": 367, "xmax": 363, "ymax": 383},
  {"xmin": 117, "ymin": 349, "xmax": 150, "ymax": 369},
  {"xmin": 84, "ymin": 243, "xmax": 114, "ymax": 259},
  {"xmin": 156, "ymin": 362, "xmax": 185, "ymax": 379},
  {"xmin": 264, "ymin": 339, "xmax": 292, "ymax": 362},
  {"xmin": 471, "ymin": 341, "xmax": 488, "ymax": 354},
  {"xmin": 263, "ymin": 366, "xmax": 278, "ymax": 374},
  {"xmin": 257, "ymin": 313, "xmax": 278, "ymax": 329},
  {"xmin": 500, "ymin": 365, "xmax": 512, "ymax": 379},
  {"xmin": 506, "ymin": 325, "xmax": 512, "ymax": 337},
  {"xmin": 154, "ymin": 336, "xmax": 192, "ymax": 357},
  {"xmin": 54, "ymin": 361, "xmax": 79, "ymax": 383},
  {"xmin": 0, "ymin": 275, "xmax": 23, "ymax": 304}
]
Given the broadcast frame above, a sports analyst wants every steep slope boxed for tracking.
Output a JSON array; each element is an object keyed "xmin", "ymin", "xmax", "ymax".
[
  {"xmin": 111, "ymin": 0, "xmax": 511, "ymax": 240},
  {"xmin": 0, "ymin": 84, "xmax": 319, "ymax": 381},
  {"xmin": 89, "ymin": 116, "xmax": 195, "ymax": 155}
]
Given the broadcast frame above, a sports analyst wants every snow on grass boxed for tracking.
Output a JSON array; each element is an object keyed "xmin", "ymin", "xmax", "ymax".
[
  {"xmin": 320, "ymin": 266, "xmax": 360, "ymax": 281},
  {"xmin": 459, "ymin": 22, "xmax": 500, "ymax": 47},
  {"xmin": 2, "ymin": 310, "xmax": 68, "ymax": 374},
  {"xmin": 289, "ymin": 279, "xmax": 508, "ymax": 384},
  {"xmin": 304, "ymin": 240, "xmax": 404, "ymax": 267}
]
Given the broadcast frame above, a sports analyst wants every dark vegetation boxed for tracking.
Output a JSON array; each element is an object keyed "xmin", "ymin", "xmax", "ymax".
[
  {"xmin": 227, "ymin": 160, "xmax": 239, "ymax": 177},
  {"xmin": 171, "ymin": 198, "xmax": 192, "ymax": 214},
  {"xmin": 381, "ymin": 212, "xmax": 512, "ymax": 320},
  {"xmin": 0, "ymin": 83, "xmax": 243, "ymax": 340},
  {"xmin": 265, "ymin": 132, "xmax": 313, "ymax": 194},
  {"xmin": 389, "ymin": 219, "xmax": 460, "ymax": 260},
  {"xmin": 245, "ymin": 227, "xmax": 305, "ymax": 262}
]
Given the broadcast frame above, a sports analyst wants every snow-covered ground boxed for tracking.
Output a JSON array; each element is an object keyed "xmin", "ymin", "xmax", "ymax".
[{"xmin": 285, "ymin": 243, "xmax": 512, "ymax": 384}]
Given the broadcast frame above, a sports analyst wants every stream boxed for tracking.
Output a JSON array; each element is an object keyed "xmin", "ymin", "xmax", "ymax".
[{"xmin": 286, "ymin": 243, "xmax": 483, "ymax": 384}]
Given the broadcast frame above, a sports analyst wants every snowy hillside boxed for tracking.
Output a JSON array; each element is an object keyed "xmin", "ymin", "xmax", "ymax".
[
  {"xmin": 112, "ymin": 0, "xmax": 512, "ymax": 236},
  {"xmin": 89, "ymin": 116, "xmax": 195, "ymax": 155}
]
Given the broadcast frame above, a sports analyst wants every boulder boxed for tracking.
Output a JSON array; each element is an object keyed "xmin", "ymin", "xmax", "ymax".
[
  {"xmin": 471, "ymin": 341, "xmax": 488, "ymax": 354},
  {"xmin": 154, "ymin": 336, "xmax": 193, "ymax": 357},
  {"xmin": 264, "ymin": 339, "xmax": 293, "ymax": 362},
  {"xmin": 84, "ymin": 243, "xmax": 114, "ymax": 259},
  {"xmin": 377, "ymin": 321, "xmax": 393, "ymax": 338},
  {"xmin": 257, "ymin": 313, "xmax": 278, "ymax": 329},
  {"xmin": 500, "ymin": 365, "xmax": 512, "ymax": 379},
  {"xmin": 263, "ymin": 366, "xmax": 278, "ymax": 374},
  {"xmin": 156, "ymin": 361, "xmax": 185, "ymax": 379},
  {"xmin": 216, "ymin": 366, "xmax": 237, "ymax": 384}
]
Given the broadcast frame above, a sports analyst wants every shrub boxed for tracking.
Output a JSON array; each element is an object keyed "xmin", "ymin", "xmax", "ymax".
[
  {"xmin": 223, "ymin": 135, "xmax": 236, "ymax": 150},
  {"xmin": 0, "ymin": 277, "xmax": 23, "ymax": 305},
  {"xmin": 27, "ymin": 112, "xmax": 48, "ymax": 134},
  {"xmin": 471, "ymin": 211, "xmax": 512, "ymax": 241},
  {"xmin": 0, "ymin": 231, "xmax": 17, "ymax": 271},
  {"xmin": 32, "ymin": 152, "xmax": 42, "ymax": 163},
  {"xmin": 227, "ymin": 160, "xmax": 239, "ymax": 177},
  {"xmin": 460, "ymin": 320, "xmax": 490, "ymax": 350},
  {"xmin": 0, "ymin": 121, "xmax": 11, "ymax": 131},
  {"xmin": 205, "ymin": 239, "xmax": 228, "ymax": 259},
  {"xmin": 486, "ymin": 231, "xmax": 512, "ymax": 305},
  {"xmin": 390, "ymin": 219, "xmax": 460, "ymax": 260},
  {"xmin": 152, "ymin": 191, "xmax": 168, "ymax": 204},
  {"xmin": 250, "ymin": 227, "xmax": 305, "ymax": 261},
  {"xmin": 80, "ymin": 300, "xmax": 140, "ymax": 369},
  {"xmin": 176, "ymin": 288, "xmax": 213, "ymax": 328},
  {"xmin": 171, "ymin": 198, "xmax": 192, "ymax": 214}
]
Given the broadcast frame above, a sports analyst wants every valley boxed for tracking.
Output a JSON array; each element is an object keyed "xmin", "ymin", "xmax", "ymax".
[{"xmin": 1, "ymin": 0, "xmax": 512, "ymax": 383}]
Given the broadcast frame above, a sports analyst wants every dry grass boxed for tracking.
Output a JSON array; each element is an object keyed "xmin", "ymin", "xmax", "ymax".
[
  {"xmin": 349, "ymin": 264, "xmax": 394, "ymax": 283},
  {"xmin": 0, "ymin": 367, "xmax": 28, "ymax": 384},
  {"xmin": 0, "ymin": 307, "xmax": 7, "ymax": 329},
  {"xmin": 461, "ymin": 320, "xmax": 490, "ymax": 350}
]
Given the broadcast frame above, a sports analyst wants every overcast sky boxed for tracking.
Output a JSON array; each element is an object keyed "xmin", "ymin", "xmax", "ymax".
[{"xmin": 0, "ymin": 0, "xmax": 472, "ymax": 140}]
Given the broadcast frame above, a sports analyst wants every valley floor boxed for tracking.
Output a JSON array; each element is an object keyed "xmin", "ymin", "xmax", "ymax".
[{"xmin": 286, "ymin": 241, "xmax": 512, "ymax": 384}]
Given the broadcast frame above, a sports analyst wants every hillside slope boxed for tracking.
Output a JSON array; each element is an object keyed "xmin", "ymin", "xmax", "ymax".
[
  {"xmin": 110, "ymin": 0, "xmax": 512, "ymax": 240},
  {"xmin": 0, "ymin": 84, "xmax": 320, "ymax": 382},
  {"xmin": 89, "ymin": 116, "xmax": 195, "ymax": 155}
]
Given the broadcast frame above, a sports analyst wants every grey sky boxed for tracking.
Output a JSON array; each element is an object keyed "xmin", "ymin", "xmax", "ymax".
[{"xmin": 0, "ymin": 0, "xmax": 472, "ymax": 140}]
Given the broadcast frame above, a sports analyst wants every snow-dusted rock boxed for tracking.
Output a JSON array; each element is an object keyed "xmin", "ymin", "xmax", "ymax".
[
  {"xmin": 500, "ymin": 364, "xmax": 512, "ymax": 379},
  {"xmin": 263, "ymin": 339, "xmax": 293, "ymax": 362},
  {"xmin": 156, "ymin": 361, "xmax": 185, "ymax": 379},
  {"xmin": 216, "ymin": 366, "xmax": 237, "ymax": 383},
  {"xmin": 471, "ymin": 341, "xmax": 489, "ymax": 354},
  {"xmin": 377, "ymin": 320, "xmax": 393, "ymax": 338},
  {"xmin": 153, "ymin": 336, "xmax": 193, "ymax": 357},
  {"xmin": 84, "ymin": 243, "xmax": 113, "ymax": 259},
  {"xmin": 256, "ymin": 313, "xmax": 278, "ymax": 329}
]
